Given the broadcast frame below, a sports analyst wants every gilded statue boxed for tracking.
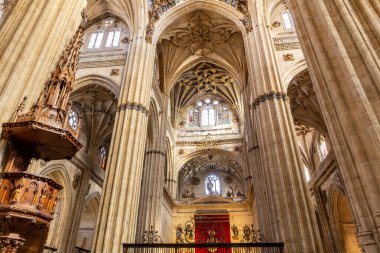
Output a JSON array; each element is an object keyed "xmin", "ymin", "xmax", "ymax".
[{"xmin": 231, "ymin": 224, "xmax": 239, "ymax": 240}]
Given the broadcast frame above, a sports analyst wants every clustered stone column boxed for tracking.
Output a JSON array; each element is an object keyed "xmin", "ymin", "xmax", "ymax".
[
  {"xmin": 244, "ymin": 5, "xmax": 323, "ymax": 252},
  {"xmin": 0, "ymin": 0, "xmax": 87, "ymax": 164},
  {"xmin": 91, "ymin": 32, "xmax": 156, "ymax": 252},
  {"xmin": 285, "ymin": 0, "xmax": 380, "ymax": 251},
  {"xmin": 136, "ymin": 101, "xmax": 168, "ymax": 243}
]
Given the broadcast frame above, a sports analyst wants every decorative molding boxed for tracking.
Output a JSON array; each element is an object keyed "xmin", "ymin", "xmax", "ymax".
[
  {"xmin": 145, "ymin": 150, "xmax": 166, "ymax": 156},
  {"xmin": 176, "ymin": 137, "xmax": 244, "ymax": 146},
  {"xmin": 283, "ymin": 53, "xmax": 294, "ymax": 61},
  {"xmin": 117, "ymin": 102, "xmax": 150, "ymax": 116},
  {"xmin": 241, "ymin": 13, "xmax": 253, "ymax": 32},
  {"xmin": 248, "ymin": 145, "xmax": 259, "ymax": 152},
  {"xmin": 252, "ymin": 91, "xmax": 288, "ymax": 109},
  {"xmin": 142, "ymin": 226, "xmax": 163, "ymax": 244},
  {"xmin": 164, "ymin": 178, "xmax": 177, "ymax": 183},
  {"xmin": 110, "ymin": 68, "xmax": 120, "ymax": 76},
  {"xmin": 273, "ymin": 36, "xmax": 300, "ymax": 51},
  {"xmin": 272, "ymin": 21, "xmax": 281, "ymax": 28}
]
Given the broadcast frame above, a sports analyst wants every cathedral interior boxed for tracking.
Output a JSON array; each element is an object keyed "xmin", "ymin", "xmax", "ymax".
[{"xmin": 0, "ymin": 0, "xmax": 379, "ymax": 253}]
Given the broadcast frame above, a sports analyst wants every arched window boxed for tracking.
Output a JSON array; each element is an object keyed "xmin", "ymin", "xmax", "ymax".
[
  {"xmin": 318, "ymin": 135, "xmax": 328, "ymax": 161},
  {"xmin": 202, "ymin": 106, "xmax": 215, "ymax": 126},
  {"xmin": 187, "ymin": 98, "xmax": 231, "ymax": 127},
  {"xmin": 99, "ymin": 146, "xmax": 108, "ymax": 171},
  {"xmin": 86, "ymin": 18, "xmax": 124, "ymax": 50},
  {"xmin": 106, "ymin": 27, "xmax": 122, "ymax": 47},
  {"xmin": 188, "ymin": 108, "xmax": 199, "ymax": 126},
  {"xmin": 68, "ymin": 110, "xmax": 79, "ymax": 130},
  {"xmin": 217, "ymin": 106, "xmax": 229, "ymax": 125},
  {"xmin": 205, "ymin": 174, "xmax": 221, "ymax": 195},
  {"xmin": 88, "ymin": 29, "xmax": 104, "ymax": 49},
  {"xmin": 281, "ymin": 10, "xmax": 294, "ymax": 30}
]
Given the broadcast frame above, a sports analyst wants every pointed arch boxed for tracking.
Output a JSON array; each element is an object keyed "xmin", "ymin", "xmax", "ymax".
[
  {"xmin": 152, "ymin": 0, "xmax": 246, "ymax": 45},
  {"xmin": 40, "ymin": 164, "xmax": 74, "ymax": 250}
]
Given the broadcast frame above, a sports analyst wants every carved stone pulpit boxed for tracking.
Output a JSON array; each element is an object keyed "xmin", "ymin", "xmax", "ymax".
[{"xmin": 0, "ymin": 25, "xmax": 84, "ymax": 253}]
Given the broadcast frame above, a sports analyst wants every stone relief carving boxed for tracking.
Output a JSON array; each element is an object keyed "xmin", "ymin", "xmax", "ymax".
[
  {"xmin": 283, "ymin": 53, "xmax": 294, "ymax": 61},
  {"xmin": 72, "ymin": 172, "xmax": 82, "ymax": 189},
  {"xmin": 110, "ymin": 68, "xmax": 120, "ymax": 76}
]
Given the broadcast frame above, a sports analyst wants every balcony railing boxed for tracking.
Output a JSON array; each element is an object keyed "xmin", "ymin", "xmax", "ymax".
[{"xmin": 123, "ymin": 243, "xmax": 284, "ymax": 253}]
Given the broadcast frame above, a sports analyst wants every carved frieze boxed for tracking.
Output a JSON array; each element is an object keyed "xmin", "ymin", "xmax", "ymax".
[
  {"xmin": 0, "ymin": 172, "xmax": 62, "ymax": 220},
  {"xmin": 273, "ymin": 35, "xmax": 300, "ymax": 51}
]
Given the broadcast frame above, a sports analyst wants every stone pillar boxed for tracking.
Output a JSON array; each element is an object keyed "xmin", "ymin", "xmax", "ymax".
[
  {"xmin": 63, "ymin": 158, "xmax": 92, "ymax": 253},
  {"xmin": 136, "ymin": 102, "xmax": 167, "ymax": 242},
  {"xmin": 91, "ymin": 32, "xmax": 155, "ymax": 252},
  {"xmin": 0, "ymin": 0, "xmax": 86, "ymax": 165},
  {"xmin": 245, "ymin": 6, "xmax": 323, "ymax": 252},
  {"xmin": 285, "ymin": 0, "xmax": 380, "ymax": 251}
]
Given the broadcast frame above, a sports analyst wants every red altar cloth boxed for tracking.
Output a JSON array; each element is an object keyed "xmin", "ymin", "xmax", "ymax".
[{"xmin": 195, "ymin": 214, "xmax": 231, "ymax": 253}]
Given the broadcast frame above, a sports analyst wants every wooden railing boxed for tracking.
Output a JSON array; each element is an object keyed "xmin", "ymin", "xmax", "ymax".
[{"xmin": 123, "ymin": 243, "xmax": 284, "ymax": 253}]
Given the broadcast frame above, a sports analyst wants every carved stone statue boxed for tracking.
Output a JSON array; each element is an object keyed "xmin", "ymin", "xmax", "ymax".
[
  {"xmin": 10, "ymin": 181, "xmax": 23, "ymax": 203},
  {"xmin": 229, "ymin": 184, "xmax": 238, "ymax": 197},
  {"xmin": 207, "ymin": 179, "xmax": 214, "ymax": 194},
  {"xmin": 185, "ymin": 187, "xmax": 195, "ymax": 198}
]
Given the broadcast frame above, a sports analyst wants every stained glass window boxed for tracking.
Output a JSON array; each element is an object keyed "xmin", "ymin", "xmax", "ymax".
[
  {"xmin": 99, "ymin": 146, "xmax": 108, "ymax": 171},
  {"xmin": 68, "ymin": 110, "xmax": 79, "ymax": 130},
  {"xmin": 188, "ymin": 99, "xmax": 231, "ymax": 127}
]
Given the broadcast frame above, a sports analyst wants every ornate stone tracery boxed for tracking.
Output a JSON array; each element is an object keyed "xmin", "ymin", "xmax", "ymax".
[{"xmin": 146, "ymin": 0, "xmax": 252, "ymax": 42}]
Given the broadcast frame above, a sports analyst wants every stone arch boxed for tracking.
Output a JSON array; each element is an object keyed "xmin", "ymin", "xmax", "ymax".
[
  {"xmin": 75, "ymin": 191, "xmax": 101, "ymax": 251},
  {"xmin": 40, "ymin": 164, "xmax": 74, "ymax": 251},
  {"xmin": 75, "ymin": 74, "xmax": 120, "ymax": 99},
  {"xmin": 152, "ymin": 0, "xmax": 246, "ymax": 45},
  {"xmin": 175, "ymin": 148, "xmax": 248, "ymax": 197},
  {"xmin": 71, "ymin": 76, "xmax": 118, "ymax": 160},
  {"xmin": 330, "ymin": 186, "xmax": 362, "ymax": 253},
  {"xmin": 176, "ymin": 148, "xmax": 246, "ymax": 174},
  {"xmin": 282, "ymin": 60, "xmax": 308, "ymax": 89},
  {"xmin": 84, "ymin": 0, "xmax": 138, "ymax": 34}
]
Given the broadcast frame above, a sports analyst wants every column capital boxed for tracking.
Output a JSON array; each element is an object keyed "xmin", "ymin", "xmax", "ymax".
[
  {"xmin": 117, "ymin": 102, "xmax": 150, "ymax": 116},
  {"xmin": 252, "ymin": 91, "xmax": 288, "ymax": 109}
]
